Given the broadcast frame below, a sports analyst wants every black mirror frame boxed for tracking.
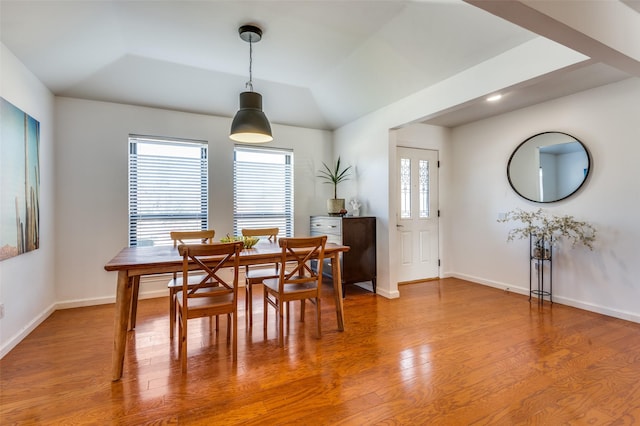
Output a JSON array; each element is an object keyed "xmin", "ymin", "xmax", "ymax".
[{"xmin": 507, "ymin": 131, "xmax": 591, "ymax": 203}]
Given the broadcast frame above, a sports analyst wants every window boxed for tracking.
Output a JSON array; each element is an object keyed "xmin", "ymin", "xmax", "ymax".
[
  {"xmin": 128, "ymin": 135, "xmax": 208, "ymax": 247},
  {"xmin": 233, "ymin": 146, "xmax": 293, "ymax": 237},
  {"xmin": 400, "ymin": 158, "xmax": 411, "ymax": 219},
  {"xmin": 419, "ymin": 159, "xmax": 430, "ymax": 218}
]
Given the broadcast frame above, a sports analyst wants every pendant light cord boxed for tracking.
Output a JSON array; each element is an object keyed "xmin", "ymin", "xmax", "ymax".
[{"xmin": 246, "ymin": 36, "xmax": 254, "ymax": 92}]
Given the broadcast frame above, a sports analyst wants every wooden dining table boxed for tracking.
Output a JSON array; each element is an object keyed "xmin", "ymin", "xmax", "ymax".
[{"xmin": 104, "ymin": 240, "xmax": 349, "ymax": 381}]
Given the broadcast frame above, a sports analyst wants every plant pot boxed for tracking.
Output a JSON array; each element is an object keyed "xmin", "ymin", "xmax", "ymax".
[
  {"xmin": 327, "ymin": 199, "xmax": 345, "ymax": 215},
  {"xmin": 533, "ymin": 247, "xmax": 551, "ymax": 260}
]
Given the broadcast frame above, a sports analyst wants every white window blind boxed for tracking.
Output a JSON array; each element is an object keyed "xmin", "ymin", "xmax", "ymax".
[
  {"xmin": 128, "ymin": 136, "xmax": 208, "ymax": 247},
  {"xmin": 233, "ymin": 146, "xmax": 293, "ymax": 237}
]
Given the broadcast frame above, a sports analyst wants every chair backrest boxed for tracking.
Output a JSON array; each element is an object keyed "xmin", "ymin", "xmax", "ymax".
[
  {"xmin": 178, "ymin": 242, "xmax": 243, "ymax": 300},
  {"xmin": 170, "ymin": 230, "xmax": 215, "ymax": 248},
  {"xmin": 241, "ymin": 227, "xmax": 279, "ymax": 242},
  {"xmin": 277, "ymin": 236, "xmax": 327, "ymax": 290}
]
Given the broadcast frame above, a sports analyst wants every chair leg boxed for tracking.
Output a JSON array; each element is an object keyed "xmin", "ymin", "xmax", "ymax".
[
  {"xmin": 247, "ymin": 282, "xmax": 253, "ymax": 327},
  {"xmin": 244, "ymin": 280, "xmax": 249, "ymax": 313},
  {"xmin": 226, "ymin": 313, "xmax": 231, "ymax": 342},
  {"xmin": 278, "ymin": 298, "xmax": 284, "ymax": 347},
  {"xmin": 245, "ymin": 281, "xmax": 250, "ymax": 326},
  {"xmin": 179, "ymin": 310, "xmax": 187, "ymax": 372},
  {"xmin": 264, "ymin": 290, "xmax": 268, "ymax": 333},
  {"xmin": 300, "ymin": 299, "xmax": 305, "ymax": 322},
  {"xmin": 232, "ymin": 312, "xmax": 237, "ymax": 361},
  {"xmin": 169, "ymin": 289, "xmax": 175, "ymax": 339},
  {"xmin": 316, "ymin": 297, "xmax": 321, "ymax": 338}
]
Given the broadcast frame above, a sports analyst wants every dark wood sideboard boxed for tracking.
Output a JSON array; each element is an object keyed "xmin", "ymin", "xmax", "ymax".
[{"xmin": 310, "ymin": 215, "xmax": 376, "ymax": 295}]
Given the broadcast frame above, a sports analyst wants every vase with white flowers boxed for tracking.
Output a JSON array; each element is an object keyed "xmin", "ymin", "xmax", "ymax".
[
  {"xmin": 499, "ymin": 208, "xmax": 596, "ymax": 303},
  {"xmin": 498, "ymin": 208, "xmax": 596, "ymax": 252}
]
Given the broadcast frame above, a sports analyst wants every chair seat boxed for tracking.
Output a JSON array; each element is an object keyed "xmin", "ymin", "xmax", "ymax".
[
  {"xmin": 176, "ymin": 289, "xmax": 234, "ymax": 310},
  {"xmin": 263, "ymin": 278, "xmax": 318, "ymax": 294}
]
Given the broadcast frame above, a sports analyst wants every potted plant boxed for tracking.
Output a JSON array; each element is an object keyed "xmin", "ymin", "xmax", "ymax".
[
  {"xmin": 498, "ymin": 208, "xmax": 596, "ymax": 253},
  {"xmin": 318, "ymin": 157, "xmax": 352, "ymax": 215}
]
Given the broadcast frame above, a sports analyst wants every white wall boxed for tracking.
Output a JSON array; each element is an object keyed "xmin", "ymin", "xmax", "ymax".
[
  {"xmin": 333, "ymin": 37, "xmax": 586, "ymax": 299},
  {"xmin": 449, "ymin": 77, "xmax": 640, "ymax": 322},
  {"xmin": 0, "ymin": 44, "xmax": 56, "ymax": 357},
  {"xmin": 54, "ymin": 98, "xmax": 333, "ymax": 307},
  {"xmin": 332, "ymin": 33, "xmax": 640, "ymax": 322}
]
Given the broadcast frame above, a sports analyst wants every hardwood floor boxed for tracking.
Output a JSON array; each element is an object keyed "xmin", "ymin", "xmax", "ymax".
[{"xmin": 2, "ymin": 278, "xmax": 640, "ymax": 424}]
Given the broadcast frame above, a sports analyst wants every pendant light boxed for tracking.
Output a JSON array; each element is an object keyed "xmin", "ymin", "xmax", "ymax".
[{"xmin": 229, "ymin": 25, "xmax": 273, "ymax": 143}]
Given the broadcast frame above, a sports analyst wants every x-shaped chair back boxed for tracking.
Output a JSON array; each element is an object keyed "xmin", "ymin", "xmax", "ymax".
[
  {"xmin": 277, "ymin": 236, "xmax": 327, "ymax": 289},
  {"xmin": 178, "ymin": 242, "xmax": 243, "ymax": 298}
]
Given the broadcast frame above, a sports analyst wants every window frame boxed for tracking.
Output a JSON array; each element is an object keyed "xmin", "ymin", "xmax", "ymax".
[
  {"xmin": 128, "ymin": 135, "xmax": 208, "ymax": 247},
  {"xmin": 232, "ymin": 145, "xmax": 294, "ymax": 237}
]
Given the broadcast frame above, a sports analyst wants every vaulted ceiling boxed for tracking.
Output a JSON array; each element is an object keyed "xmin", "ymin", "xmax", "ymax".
[{"xmin": 1, "ymin": 1, "xmax": 638, "ymax": 130}]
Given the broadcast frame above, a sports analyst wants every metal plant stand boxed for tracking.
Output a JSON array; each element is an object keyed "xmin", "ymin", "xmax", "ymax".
[{"xmin": 530, "ymin": 233, "xmax": 552, "ymax": 304}]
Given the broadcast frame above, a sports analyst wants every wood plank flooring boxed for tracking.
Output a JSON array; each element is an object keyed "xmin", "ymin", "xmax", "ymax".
[{"xmin": 2, "ymin": 278, "xmax": 640, "ymax": 424}]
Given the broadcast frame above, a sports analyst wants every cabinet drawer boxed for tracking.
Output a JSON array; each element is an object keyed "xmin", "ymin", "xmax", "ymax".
[
  {"xmin": 310, "ymin": 216, "xmax": 341, "ymax": 236},
  {"xmin": 320, "ymin": 233, "xmax": 342, "ymax": 245}
]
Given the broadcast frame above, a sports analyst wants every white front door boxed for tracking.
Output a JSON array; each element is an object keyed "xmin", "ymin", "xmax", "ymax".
[{"xmin": 396, "ymin": 147, "xmax": 439, "ymax": 282}]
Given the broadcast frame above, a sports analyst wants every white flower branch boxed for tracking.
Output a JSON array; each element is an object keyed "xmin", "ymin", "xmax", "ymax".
[{"xmin": 498, "ymin": 208, "xmax": 596, "ymax": 250}]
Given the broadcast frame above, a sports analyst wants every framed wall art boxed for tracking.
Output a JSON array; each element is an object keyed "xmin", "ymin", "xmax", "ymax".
[{"xmin": 1, "ymin": 97, "xmax": 40, "ymax": 261}]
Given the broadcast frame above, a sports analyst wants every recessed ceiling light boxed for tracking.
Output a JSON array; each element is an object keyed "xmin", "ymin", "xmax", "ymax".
[{"xmin": 486, "ymin": 94, "xmax": 502, "ymax": 102}]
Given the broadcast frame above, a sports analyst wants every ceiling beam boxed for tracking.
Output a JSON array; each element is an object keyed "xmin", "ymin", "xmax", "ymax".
[{"xmin": 466, "ymin": 0, "xmax": 640, "ymax": 77}]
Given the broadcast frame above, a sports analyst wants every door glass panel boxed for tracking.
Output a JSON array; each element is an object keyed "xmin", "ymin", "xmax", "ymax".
[
  {"xmin": 419, "ymin": 160, "xmax": 429, "ymax": 218},
  {"xmin": 400, "ymin": 158, "xmax": 411, "ymax": 218}
]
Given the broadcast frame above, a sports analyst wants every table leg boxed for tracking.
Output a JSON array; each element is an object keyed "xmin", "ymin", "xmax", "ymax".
[
  {"xmin": 112, "ymin": 271, "xmax": 132, "ymax": 381},
  {"xmin": 128, "ymin": 276, "xmax": 140, "ymax": 330},
  {"xmin": 331, "ymin": 252, "xmax": 345, "ymax": 331}
]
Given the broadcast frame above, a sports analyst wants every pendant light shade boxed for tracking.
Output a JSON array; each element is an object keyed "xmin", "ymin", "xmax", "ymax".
[
  {"xmin": 230, "ymin": 24, "xmax": 273, "ymax": 143},
  {"xmin": 230, "ymin": 91, "xmax": 273, "ymax": 143}
]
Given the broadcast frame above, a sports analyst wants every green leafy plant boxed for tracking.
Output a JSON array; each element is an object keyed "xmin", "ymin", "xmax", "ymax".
[
  {"xmin": 317, "ymin": 157, "xmax": 352, "ymax": 199},
  {"xmin": 498, "ymin": 208, "xmax": 596, "ymax": 250}
]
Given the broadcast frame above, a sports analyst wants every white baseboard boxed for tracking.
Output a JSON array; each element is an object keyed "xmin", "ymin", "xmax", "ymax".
[
  {"xmin": 56, "ymin": 272, "xmax": 249, "ymax": 310},
  {"xmin": 0, "ymin": 303, "xmax": 56, "ymax": 359},
  {"xmin": 450, "ymin": 272, "xmax": 530, "ymax": 297},
  {"xmin": 377, "ymin": 287, "xmax": 399, "ymax": 299},
  {"xmin": 450, "ymin": 272, "xmax": 640, "ymax": 324},
  {"xmin": 55, "ymin": 289, "xmax": 169, "ymax": 310}
]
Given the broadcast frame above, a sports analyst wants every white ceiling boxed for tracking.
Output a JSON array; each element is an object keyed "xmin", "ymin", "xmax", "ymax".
[{"xmin": 1, "ymin": 0, "xmax": 638, "ymax": 130}]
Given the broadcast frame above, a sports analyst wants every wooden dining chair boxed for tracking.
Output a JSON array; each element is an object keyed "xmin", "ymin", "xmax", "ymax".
[
  {"xmin": 128, "ymin": 230, "xmax": 216, "ymax": 332},
  {"xmin": 176, "ymin": 241, "xmax": 243, "ymax": 371},
  {"xmin": 241, "ymin": 227, "xmax": 279, "ymax": 327},
  {"xmin": 167, "ymin": 230, "xmax": 215, "ymax": 339},
  {"xmin": 263, "ymin": 235, "xmax": 327, "ymax": 346}
]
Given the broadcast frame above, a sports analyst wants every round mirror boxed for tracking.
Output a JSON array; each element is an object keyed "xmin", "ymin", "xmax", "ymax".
[{"xmin": 507, "ymin": 132, "xmax": 591, "ymax": 203}]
